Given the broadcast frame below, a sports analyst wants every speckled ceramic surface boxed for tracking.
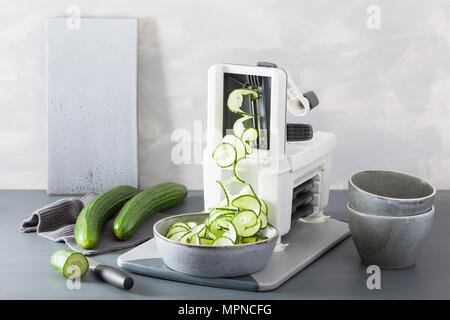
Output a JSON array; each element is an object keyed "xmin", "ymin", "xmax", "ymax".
[
  {"xmin": 347, "ymin": 204, "xmax": 434, "ymax": 269},
  {"xmin": 153, "ymin": 212, "xmax": 278, "ymax": 277},
  {"xmin": 47, "ymin": 18, "xmax": 138, "ymax": 195},
  {"xmin": 348, "ymin": 170, "xmax": 436, "ymax": 216}
]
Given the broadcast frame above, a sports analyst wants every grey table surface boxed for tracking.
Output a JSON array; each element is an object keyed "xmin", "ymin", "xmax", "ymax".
[{"xmin": 1, "ymin": 189, "xmax": 449, "ymax": 300}]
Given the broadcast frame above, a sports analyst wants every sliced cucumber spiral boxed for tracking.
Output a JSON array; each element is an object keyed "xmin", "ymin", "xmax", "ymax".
[{"xmin": 166, "ymin": 88, "xmax": 269, "ymax": 245}]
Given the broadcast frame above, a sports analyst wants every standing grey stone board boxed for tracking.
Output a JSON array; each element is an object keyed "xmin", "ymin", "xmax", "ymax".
[{"xmin": 47, "ymin": 18, "xmax": 138, "ymax": 195}]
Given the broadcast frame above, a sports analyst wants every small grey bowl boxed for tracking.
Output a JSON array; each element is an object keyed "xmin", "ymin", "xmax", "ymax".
[
  {"xmin": 153, "ymin": 212, "xmax": 278, "ymax": 277},
  {"xmin": 349, "ymin": 169, "xmax": 436, "ymax": 216},
  {"xmin": 347, "ymin": 203, "xmax": 434, "ymax": 269}
]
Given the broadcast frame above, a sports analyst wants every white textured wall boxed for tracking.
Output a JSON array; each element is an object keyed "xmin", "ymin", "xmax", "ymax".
[{"xmin": 1, "ymin": 0, "xmax": 449, "ymax": 190}]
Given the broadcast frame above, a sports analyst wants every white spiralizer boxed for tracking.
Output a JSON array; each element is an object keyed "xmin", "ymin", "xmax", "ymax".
[{"xmin": 203, "ymin": 62, "xmax": 339, "ymax": 236}]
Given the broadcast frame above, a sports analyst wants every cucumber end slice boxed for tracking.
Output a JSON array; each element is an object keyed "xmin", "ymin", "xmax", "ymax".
[{"xmin": 50, "ymin": 249, "xmax": 89, "ymax": 279}]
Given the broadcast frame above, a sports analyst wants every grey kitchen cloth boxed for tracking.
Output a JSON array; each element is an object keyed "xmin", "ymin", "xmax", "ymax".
[{"xmin": 20, "ymin": 193, "xmax": 168, "ymax": 256}]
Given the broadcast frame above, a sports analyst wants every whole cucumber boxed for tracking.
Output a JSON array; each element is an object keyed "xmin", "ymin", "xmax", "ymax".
[
  {"xmin": 74, "ymin": 185, "xmax": 139, "ymax": 249},
  {"xmin": 113, "ymin": 182, "xmax": 187, "ymax": 240}
]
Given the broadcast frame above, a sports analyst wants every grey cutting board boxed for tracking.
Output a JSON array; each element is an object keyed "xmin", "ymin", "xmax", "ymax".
[
  {"xmin": 117, "ymin": 218, "xmax": 350, "ymax": 291},
  {"xmin": 47, "ymin": 18, "xmax": 138, "ymax": 195}
]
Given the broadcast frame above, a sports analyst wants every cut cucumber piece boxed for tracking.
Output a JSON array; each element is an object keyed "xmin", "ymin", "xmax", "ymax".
[
  {"xmin": 222, "ymin": 221, "xmax": 238, "ymax": 243},
  {"xmin": 222, "ymin": 135, "xmax": 246, "ymax": 160},
  {"xmin": 238, "ymin": 88, "xmax": 259, "ymax": 100},
  {"xmin": 221, "ymin": 214, "xmax": 236, "ymax": 221},
  {"xmin": 208, "ymin": 209, "xmax": 235, "ymax": 226},
  {"xmin": 241, "ymin": 236, "xmax": 266, "ymax": 244},
  {"xmin": 212, "ymin": 237, "xmax": 234, "ymax": 246},
  {"xmin": 169, "ymin": 231, "xmax": 189, "ymax": 242},
  {"xmin": 243, "ymin": 140, "xmax": 253, "ymax": 155},
  {"xmin": 214, "ymin": 201, "xmax": 234, "ymax": 211},
  {"xmin": 200, "ymin": 237, "xmax": 214, "ymax": 245},
  {"xmin": 211, "ymin": 207, "xmax": 236, "ymax": 212},
  {"xmin": 260, "ymin": 199, "xmax": 268, "ymax": 215},
  {"xmin": 50, "ymin": 249, "xmax": 89, "ymax": 279},
  {"xmin": 206, "ymin": 230, "xmax": 218, "ymax": 240},
  {"xmin": 241, "ymin": 127, "xmax": 258, "ymax": 143},
  {"xmin": 215, "ymin": 217, "xmax": 231, "ymax": 229},
  {"xmin": 227, "ymin": 90, "xmax": 244, "ymax": 113},
  {"xmin": 169, "ymin": 222, "xmax": 190, "ymax": 230},
  {"xmin": 227, "ymin": 89, "xmax": 259, "ymax": 116},
  {"xmin": 180, "ymin": 232, "xmax": 193, "ymax": 244},
  {"xmin": 190, "ymin": 223, "xmax": 206, "ymax": 235},
  {"xmin": 187, "ymin": 222, "xmax": 197, "ymax": 228},
  {"xmin": 216, "ymin": 180, "xmax": 233, "ymax": 206},
  {"xmin": 233, "ymin": 115, "xmax": 253, "ymax": 139},
  {"xmin": 238, "ymin": 184, "xmax": 257, "ymax": 197},
  {"xmin": 199, "ymin": 227, "xmax": 206, "ymax": 237},
  {"xmin": 215, "ymin": 200, "xmax": 234, "ymax": 209},
  {"xmin": 166, "ymin": 226, "xmax": 189, "ymax": 238},
  {"xmin": 258, "ymin": 212, "xmax": 268, "ymax": 229},
  {"xmin": 212, "ymin": 142, "xmax": 237, "ymax": 168},
  {"xmin": 240, "ymin": 218, "xmax": 262, "ymax": 237},
  {"xmin": 189, "ymin": 234, "xmax": 200, "ymax": 245},
  {"xmin": 232, "ymin": 194, "xmax": 261, "ymax": 216},
  {"xmin": 208, "ymin": 220, "xmax": 226, "ymax": 238},
  {"xmin": 232, "ymin": 210, "xmax": 258, "ymax": 236},
  {"xmin": 210, "ymin": 207, "xmax": 235, "ymax": 214},
  {"xmin": 233, "ymin": 160, "xmax": 246, "ymax": 183},
  {"xmin": 215, "ymin": 177, "xmax": 241, "ymax": 208}
]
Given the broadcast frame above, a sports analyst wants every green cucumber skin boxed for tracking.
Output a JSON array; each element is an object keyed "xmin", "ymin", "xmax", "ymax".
[
  {"xmin": 74, "ymin": 185, "xmax": 139, "ymax": 249},
  {"xmin": 113, "ymin": 182, "xmax": 188, "ymax": 240},
  {"xmin": 50, "ymin": 249, "xmax": 88, "ymax": 278}
]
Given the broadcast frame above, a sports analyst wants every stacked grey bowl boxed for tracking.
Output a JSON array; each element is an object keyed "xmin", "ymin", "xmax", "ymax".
[{"xmin": 347, "ymin": 170, "xmax": 436, "ymax": 269}]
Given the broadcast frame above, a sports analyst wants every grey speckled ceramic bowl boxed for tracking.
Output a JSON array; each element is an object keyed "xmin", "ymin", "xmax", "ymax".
[
  {"xmin": 349, "ymin": 170, "xmax": 436, "ymax": 216},
  {"xmin": 347, "ymin": 203, "xmax": 434, "ymax": 269},
  {"xmin": 153, "ymin": 212, "xmax": 278, "ymax": 277}
]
